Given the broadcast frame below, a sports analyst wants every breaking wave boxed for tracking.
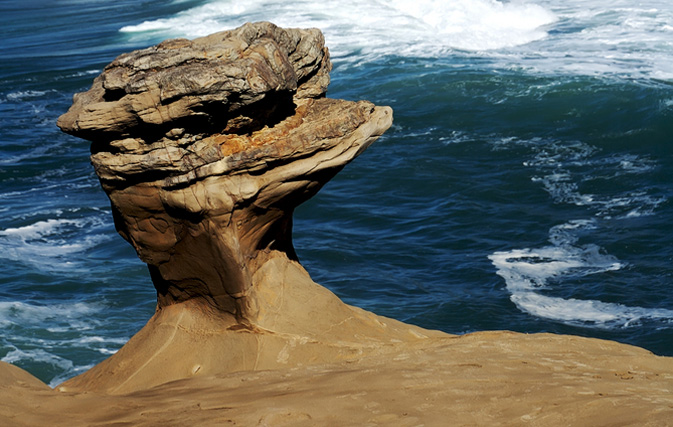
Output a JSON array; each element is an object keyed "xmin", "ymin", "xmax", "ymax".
[
  {"xmin": 117, "ymin": 0, "xmax": 673, "ymax": 80},
  {"xmin": 120, "ymin": 0, "xmax": 557, "ymax": 58}
]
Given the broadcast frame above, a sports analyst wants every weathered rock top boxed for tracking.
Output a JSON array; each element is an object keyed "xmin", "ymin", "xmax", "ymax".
[
  {"xmin": 58, "ymin": 22, "xmax": 389, "ymax": 191},
  {"xmin": 58, "ymin": 21, "xmax": 331, "ymax": 141}
]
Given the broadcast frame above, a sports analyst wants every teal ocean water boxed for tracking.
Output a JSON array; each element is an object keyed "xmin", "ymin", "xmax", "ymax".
[{"xmin": 2, "ymin": 0, "xmax": 673, "ymax": 386}]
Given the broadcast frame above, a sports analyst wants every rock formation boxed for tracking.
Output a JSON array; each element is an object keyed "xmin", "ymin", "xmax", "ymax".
[
  {"xmin": 59, "ymin": 21, "xmax": 368, "ymax": 320},
  {"xmin": 57, "ymin": 21, "xmax": 439, "ymax": 394}
]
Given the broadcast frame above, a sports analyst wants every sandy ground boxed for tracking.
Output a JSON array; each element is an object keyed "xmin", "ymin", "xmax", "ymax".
[{"xmin": 2, "ymin": 330, "xmax": 673, "ymax": 426}]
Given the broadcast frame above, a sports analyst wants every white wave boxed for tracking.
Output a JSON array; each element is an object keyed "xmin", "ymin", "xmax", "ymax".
[
  {"xmin": 488, "ymin": 136, "xmax": 670, "ymax": 326},
  {"xmin": 531, "ymin": 165, "xmax": 666, "ymax": 220},
  {"xmin": 528, "ymin": 165, "xmax": 665, "ymax": 219},
  {"xmin": 440, "ymin": 130, "xmax": 474, "ymax": 145},
  {"xmin": 117, "ymin": 0, "xmax": 673, "ymax": 80},
  {"xmin": 511, "ymin": 292, "xmax": 673, "ymax": 326},
  {"xmin": 1, "ymin": 346, "xmax": 101, "ymax": 388},
  {"xmin": 0, "ymin": 218, "xmax": 78, "ymax": 240},
  {"xmin": 616, "ymin": 154, "xmax": 657, "ymax": 174},
  {"xmin": 5, "ymin": 90, "xmax": 54, "ymax": 101},
  {"xmin": 48, "ymin": 363, "xmax": 95, "ymax": 388},
  {"xmin": 508, "ymin": 0, "xmax": 673, "ymax": 80},
  {"xmin": 0, "ymin": 147, "xmax": 50, "ymax": 165},
  {"xmin": 0, "ymin": 303, "xmax": 125, "ymax": 386},
  {"xmin": 120, "ymin": 0, "xmax": 556, "ymax": 58},
  {"xmin": 499, "ymin": 137, "xmax": 667, "ymax": 220},
  {"xmin": 384, "ymin": 0, "xmax": 556, "ymax": 50},
  {"xmin": 68, "ymin": 336, "xmax": 127, "ymax": 346},
  {"xmin": 72, "ymin": 69, "xmax": 100, "ymax": 77}
]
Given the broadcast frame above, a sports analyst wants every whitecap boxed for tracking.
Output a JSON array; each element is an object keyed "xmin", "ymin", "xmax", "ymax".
[
  {"xmin": 512, "ymin": 0, "xmax": 673, "ymax": 80},
  {"xmin": 488, "ymin": 133, "xmax": 670, "ymax": 327},
  {"xmin": 72, "ymin": 69, "xmax": 100, "ymax": 77},
  {"xmin": 68, "ymin": 336, "xmax": 128, "ymax": 346},
  {"xmin": 498, "ymin": 136, "xmax": 667, "ymax": 220},
  {"xmin": 5, "ymin": 90, "xmax": 52, "ymax": 101},
  {"xmin": 48, "ymin": 363, "xmax": 95, "ymax": 388},
  {"xmin": 510, "ymin": 292, "xmax": 673, "ymax": 326},
  {"xmin": 440, "ymin": 131, "xmax": 474, "ymax": 145},
  {"xmin": 0, "ymin": 301, "xmax": 101, "ymax": 329},
  {"xmin": 382, "ymin": 0, "xmax": 557, "ymax": 51},
  {"xmin": 0, "ymin": 218, "xmax": 79, "ymax": 240},
  {"xmin": 117, "ymin": 0, "xmax": 673, "ymax": 80}
]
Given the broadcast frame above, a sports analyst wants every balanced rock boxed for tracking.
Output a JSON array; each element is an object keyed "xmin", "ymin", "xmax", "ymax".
[
  {"xmin": 57, "ymin": 22, "xmax": 438, "ymax": 393},
  {"xmin": 58, "ymin": 21, "xmax": 388, "ymax": 323}
]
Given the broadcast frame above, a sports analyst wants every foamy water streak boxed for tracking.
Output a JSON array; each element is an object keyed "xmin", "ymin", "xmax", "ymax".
[
  {"xmin": 531, "ymin": 0, "xmax": 673, "ymax": 80},
  {"xmin": 489, "ymin": 134, "xmax": 672, "ymax": 327},
  {"xmin": 495, "ymin": 137, "xmax": 667, "ymax": 220},
  {"xmin": 0, "ymin": 300, "xmax": 100, "ymax": 329},
  {"xmin": 490, "ymin": 242, "xmax": 673, "ymax": 327},
  {"xmin": 490, "ymin": 218, "xmax": 673, "ymax": 327},
  {"xmin": 0, "ymin": 301, "xmax": 126, "ymax": 387}
]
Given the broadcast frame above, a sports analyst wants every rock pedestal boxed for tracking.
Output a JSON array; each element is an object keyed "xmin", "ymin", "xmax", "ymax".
[{"xmin": 58, "ymin": 22, "xmax": 437, "ymax": 393}]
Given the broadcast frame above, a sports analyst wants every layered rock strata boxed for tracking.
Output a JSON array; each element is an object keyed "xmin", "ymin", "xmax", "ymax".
[{"xmin": 57, "ymin": 22, "xmax": 439, "ymax": 393}]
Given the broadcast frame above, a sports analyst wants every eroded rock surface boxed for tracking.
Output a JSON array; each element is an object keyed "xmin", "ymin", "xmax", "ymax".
[{"xmin": 59, "ymin": 22, "xmax": 391, "ymax": 324}]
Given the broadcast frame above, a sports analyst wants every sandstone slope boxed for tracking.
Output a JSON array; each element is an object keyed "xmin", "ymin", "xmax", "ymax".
[{"xmin": 2, "ymin": 332, "xmax": 673, "ymax": 426}]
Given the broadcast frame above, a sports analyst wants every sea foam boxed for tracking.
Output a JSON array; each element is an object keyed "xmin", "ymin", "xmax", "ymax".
[
  {"xmin": 0, "ymin": 300, "xmax": 124, "ymax": 386},
  {"xmin": 118, "ymin": 0, "xmax": 673, "ymax": 80},
  {"xmin": 489, "ymin": 224, "xmax": 673, "ymax": 329},
  {"xmin": 120, "ymin": 0, "xmax": 557, "ymax": 58},
  {"xmin": 488, "ymin": 134, "xmax": 671, "ymax": 328},
  {"xmin": 0, "ymin": 300, "xmax": 100, "ymax": 328}
]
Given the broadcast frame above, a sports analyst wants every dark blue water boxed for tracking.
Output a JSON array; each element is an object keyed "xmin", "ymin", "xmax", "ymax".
[{"xmin": 2, "ymin": 0, "xmax": 672, "ymax": 386}]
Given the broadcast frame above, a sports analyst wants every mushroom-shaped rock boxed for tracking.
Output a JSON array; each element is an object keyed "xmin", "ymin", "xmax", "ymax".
[
  {"xmin": 57, "ymin": 22, "xmax": 437, "ymax": 394},
  {"xmin": 59, "ymin": 21, "xmax": 389, "ymax": 321}
]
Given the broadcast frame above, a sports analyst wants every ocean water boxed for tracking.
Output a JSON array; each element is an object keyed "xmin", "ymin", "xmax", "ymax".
[{"xmin": 2, "ymin": 0, "xmax": 672, "ymax": 386}]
